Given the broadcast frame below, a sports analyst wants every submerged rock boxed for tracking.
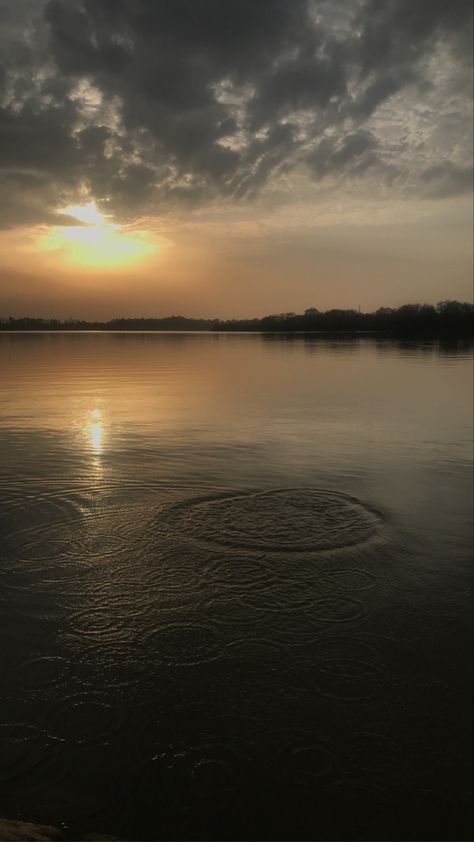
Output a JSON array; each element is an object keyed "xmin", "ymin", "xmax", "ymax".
[
  {"xmin": 0, "ymin": 821, "xmax": 62, "ymax": 841},
  {"xmin": 0, "ymin": 821, "xmax": 116, "ymax": 842}
]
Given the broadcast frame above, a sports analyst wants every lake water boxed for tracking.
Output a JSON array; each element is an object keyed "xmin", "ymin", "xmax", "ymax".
[{"xmin": 0, "ymin": 332, "xmax": 472, "ymax": 841}]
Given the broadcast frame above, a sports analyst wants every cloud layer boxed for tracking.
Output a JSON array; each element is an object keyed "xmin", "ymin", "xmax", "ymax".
[{"xmin": 0, "ymin": 0, "xmax": 472, "ymax": 227}]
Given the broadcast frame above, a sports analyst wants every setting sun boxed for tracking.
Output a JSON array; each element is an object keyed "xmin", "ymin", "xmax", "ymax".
[{"xmin": 38, "ymin": 201, "xmax": 157, "ymax": 268}]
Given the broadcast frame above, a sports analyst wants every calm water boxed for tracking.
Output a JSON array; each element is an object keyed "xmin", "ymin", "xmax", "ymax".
[{"xmin": 0, "ymin": 332, "xmax": 472, "ymax": 841}]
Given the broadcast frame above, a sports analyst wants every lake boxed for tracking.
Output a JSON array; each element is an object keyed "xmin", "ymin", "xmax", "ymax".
[{"xmin": 0, "ymin": 332, "xmax": 472, "ymax": 841}]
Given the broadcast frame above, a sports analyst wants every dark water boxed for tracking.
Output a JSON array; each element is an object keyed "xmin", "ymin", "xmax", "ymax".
[{"xmin": 0, "ymin": 332, "xmax": 472, "ymax": 841}]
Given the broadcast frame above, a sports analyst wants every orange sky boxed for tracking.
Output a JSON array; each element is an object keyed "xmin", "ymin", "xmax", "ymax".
[
  {"xmin": 0, "ymin": 194, "xmax": 471, "ymax": 319},
  {"xmin": 0, "ymin": 0, "xmax": 472, "ymax": 318}
]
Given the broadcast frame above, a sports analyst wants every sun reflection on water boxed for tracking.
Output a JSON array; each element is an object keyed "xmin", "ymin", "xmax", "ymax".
[{"xmin": 85, "ymin": 408, "xmax": 104, "ymax": 454}]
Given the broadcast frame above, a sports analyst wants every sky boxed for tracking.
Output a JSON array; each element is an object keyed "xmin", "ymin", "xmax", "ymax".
[{"xmin": 0, "ymin": 0, "xmax": 472, "ymax": 319}]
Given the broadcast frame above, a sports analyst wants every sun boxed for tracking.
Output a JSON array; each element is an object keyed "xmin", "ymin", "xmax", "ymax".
[{"xmin": 38, "ymin": 201, "xmax": 157, "ymax": 268}]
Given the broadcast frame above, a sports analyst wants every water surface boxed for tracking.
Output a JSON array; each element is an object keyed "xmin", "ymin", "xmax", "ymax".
[{"xmin": 0, "ymin": 333, "xmax": 472, "ymax": 840}]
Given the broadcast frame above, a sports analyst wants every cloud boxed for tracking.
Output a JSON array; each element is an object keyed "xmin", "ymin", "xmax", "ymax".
[
  {"xmin": 420, "ymin": 162, "xmax": 473, "ymax": 199},
  {"xmin": 307, "ymin": 130, "xmax": 379, "ymax": 177},
  {"xmin": 0, "ymin": 0, "xmax": 471, "ymax": 227}
]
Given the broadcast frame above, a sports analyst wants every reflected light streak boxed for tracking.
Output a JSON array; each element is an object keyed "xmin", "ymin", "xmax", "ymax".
[{"xmin": 85, "ymin": 408, "xmax": 104, "ymax": 454}]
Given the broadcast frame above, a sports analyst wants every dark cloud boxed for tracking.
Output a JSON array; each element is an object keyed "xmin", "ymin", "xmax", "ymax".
[
  {"xmin": 0, "ymin": 0, "xmax": 471, "ymax": 226},
  {"xmin": 230, "ymin": 122, "xmax": 299, "ymax": 198},
  {"xmin": 77, "ymin": 125, "xmax": 110, "ymax": 158},
  {"xmin": 357, "ymin": 0, "xmax": 473, "ymax": 74},
  {"xmin": 348, "ymin": 0, "xmax": 473, "ymax": 119},
  {"xmin": 308, "ymin": 130, "xmax": 380, "ymax": 178},
  {"xmin": 44, "ymin": 0, "xmax": 131, "ymax": 76},
  {"xmin": 247, "ymin": 37, "xmax": 347, "ymax": 128},
  {"xmin": 0, "ymin": 102, "xmax": 80, "ymax": 170},
  {"xmin": 0, "ymin": 99, "xmax": 85, "ymax": 227},
  {"xmin": 420, "ymin": 162, "xmax": 473, "ymax": 199}
]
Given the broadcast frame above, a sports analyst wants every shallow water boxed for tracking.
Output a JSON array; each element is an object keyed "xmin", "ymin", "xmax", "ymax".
[{"xmin": 0, "ymin": 332, "xmax": 472, "ymax": 841}]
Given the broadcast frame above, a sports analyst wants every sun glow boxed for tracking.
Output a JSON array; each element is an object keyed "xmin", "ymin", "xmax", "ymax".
[{"xmin": 39, "ymin": 201, "xmax": 157, "ymax": 268}]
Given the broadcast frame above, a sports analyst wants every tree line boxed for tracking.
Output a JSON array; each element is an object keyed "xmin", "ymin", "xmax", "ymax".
[{"xmin": 1, "ymin": 300, "xmax": 472, "ymax": 335}]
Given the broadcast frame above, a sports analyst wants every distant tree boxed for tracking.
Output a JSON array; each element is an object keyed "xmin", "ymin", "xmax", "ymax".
[
  {"xmin": 0, "ymin": 302, "xmax": 472, "ymax": 335},
  {"xmin": 437, "ymin": 300, "xmax": 473, "ymax": 316}
]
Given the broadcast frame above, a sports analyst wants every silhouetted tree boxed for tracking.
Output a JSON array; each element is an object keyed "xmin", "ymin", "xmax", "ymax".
[{"xmin": 1, "ymin": 302, "xmax": 472, "ymax": 336}]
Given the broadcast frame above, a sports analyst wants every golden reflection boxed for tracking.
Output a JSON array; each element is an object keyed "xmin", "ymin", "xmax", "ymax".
[{"xmin": 85, "ymin": 408, "xmax": 104, "ymax": 453}]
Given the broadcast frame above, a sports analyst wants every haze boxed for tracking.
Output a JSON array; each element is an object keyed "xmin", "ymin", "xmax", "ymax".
[{"xmin": 0, "ymin": 0, "xmax": 472, "ymax": 319}]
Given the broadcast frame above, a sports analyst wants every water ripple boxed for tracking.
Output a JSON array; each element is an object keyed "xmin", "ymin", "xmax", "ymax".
[
  {"xmin": 15, "ymin": 656, "xmax": 73, "ymax": 689},
  {"xmin": 156, "ymin": 488, "xmax": 385, "ymax": 553},
  {"xmin": 44, "ymin": 693, "xmax": 128, "ymax": 746}
]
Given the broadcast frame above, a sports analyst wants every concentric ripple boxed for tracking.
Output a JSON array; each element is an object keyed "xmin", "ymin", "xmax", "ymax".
[
  {"xmin": 157, "ymin": 488, "xmax": 384, "ymax": 553},
  {"xmin": 15, "ymin": 656, "xmax": 72, "ymax": 689},
  {"xmin": 183, "ymin": 738, "xmax": 251, "ymax": 797},
  {"xmin": 0, "ymin": 722, "xmax": 51, "ymax": 783},
  {"xmin": 201, "ymin": 554, "xmax": 277, "ymax": 593},
  {"xmin": 293, "ymin": 635, "xmax": 392, "ymax": 702},
  {"xmin": 127, "ymin": 734, "xmax": 251, "ymax": 815},
  {"xmin": 0, "ymin": 696, "xmax": 51, "ymax": 783},
  {"xmin": 141, "ymin": 622, "xmax": 223, "ymax": 666},
  {"xmin": 272, "ymin": 732, "xmax": 335, "ymax": 784},
  {"xmin": 44, "ymin": 693, "xmax": 128, "ymax": 746},
  {"xmin": 126, "ymin": 754, "xmax": 173, "ymax": 811},
  {"xmin": 320, "ymin": 567, "xmax": 377, "ymax": 591}
]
